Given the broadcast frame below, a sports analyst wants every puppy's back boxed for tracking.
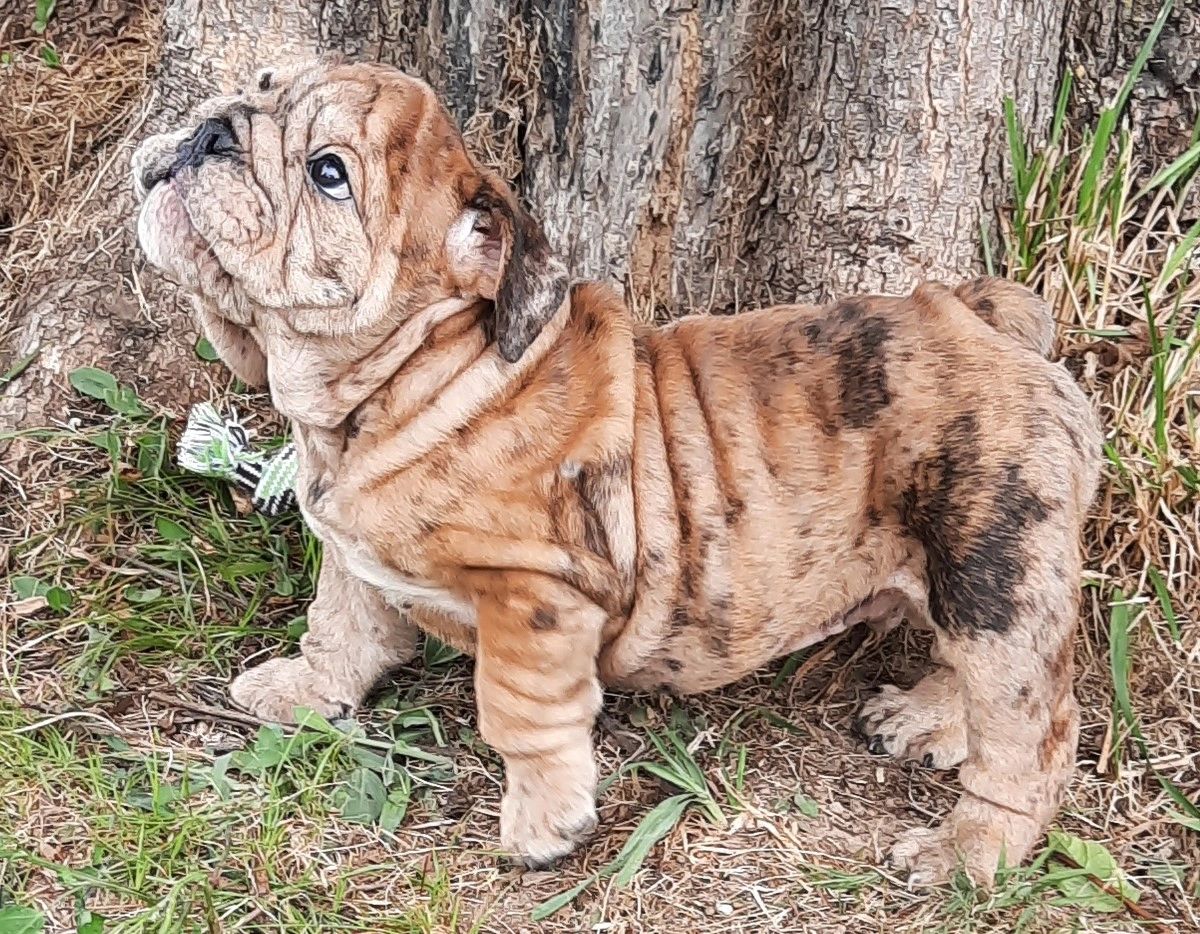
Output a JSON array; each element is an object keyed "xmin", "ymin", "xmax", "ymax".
[{"xmin": 954, "ymin": 276, "xmax": 1056, "ymax": 358}]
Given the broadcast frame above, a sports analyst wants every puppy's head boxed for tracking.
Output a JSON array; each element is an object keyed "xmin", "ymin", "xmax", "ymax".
[{"xmin": 132, "ymin": 60, "xmax": 567, "ymax": 384}]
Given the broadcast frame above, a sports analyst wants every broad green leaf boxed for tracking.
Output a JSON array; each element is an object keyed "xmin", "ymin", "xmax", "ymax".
[
  {"xmin": 0, "ymin": 906, "xmax": 46, "ymax": 933},
  {"xmin": 123, "ymin": 586, "xmax": 162, "ymax": 604},
  {"xmin": 103, "ymin": 385, "xmax": 146, "ymax": 417},
  {"xmin": 76, "ymin": 909, "xmax": 105, "ymax": 934},
  {"xmin": 791, "ymin": 790, "xmax": 820, "ymax": 818},
  {"xmin": 286, "ymin": 615, "xmax": 309, "ymax": 640},
  {"xmin": 195, "ymin": 337, "xmax": 221, "ymax": 361},
  {"xmin": 337, "ymin": 768, "xmax": 387, "ymax": 825},
  {"xmin": 155, "ymin": 517, "xmax": 189, "ymax": 542},
  {"xmin": 33, "ymin": 0, "xmax": 57, "ymax": 33},
  {"xmin": 89, "ymin": 430, "xmax": 121, "ymax": 459},
  {"xmin": 208, "ymin": 752, "xmax": 233, "ymax": 800},
  {"xmin": 230, "ymin": 726, "xmax": 286, "ymax": 774},
  {"xmin": 44, "ymin": 586, "xmax": 74, "ymax": 612},
  {"xmin": 379, "ymin": 783, "xmax": 411, "ymax": 832},
  {"xmin": 1045, "ymin": 830, "xmax": 1137, "ymax": 912},
  {"xmin": 12, "ymin": 576, "xmax": 46, "ymax": 600},
  {"xmin": 69, "ymin": 366, "xmax": 118, "ymax": 400},
  {"xmin": 294, "ymin": 707, "xmax": 345, "ymax": 735}
]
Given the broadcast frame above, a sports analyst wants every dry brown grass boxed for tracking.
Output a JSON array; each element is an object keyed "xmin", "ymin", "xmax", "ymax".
[{"xmin": 0, "ymin": 0, "xmax": 156, "ymax": 234}]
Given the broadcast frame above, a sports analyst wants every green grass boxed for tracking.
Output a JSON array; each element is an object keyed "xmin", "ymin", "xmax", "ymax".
[
  {"xmin": 0, "ymin": 704, "xmax": 464, "ymax": 932},
  {"xmin": 1, "ymin": 396, "xmax": 473, "ymax": 930}
]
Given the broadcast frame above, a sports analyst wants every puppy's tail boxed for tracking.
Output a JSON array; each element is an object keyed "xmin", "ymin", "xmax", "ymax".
[{"xmin": 954, "ymin": 276, "xmax": 1055, "ymax": 358}]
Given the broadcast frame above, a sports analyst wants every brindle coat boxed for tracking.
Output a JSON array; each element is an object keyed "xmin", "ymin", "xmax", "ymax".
[{"xmin": 131, "ymin": 60, "xmax": 1101, "ymax": 884}]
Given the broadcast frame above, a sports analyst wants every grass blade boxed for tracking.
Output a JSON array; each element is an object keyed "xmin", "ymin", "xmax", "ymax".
[
  {"xmin": 1133, "ymin": 139, "xmax": 1200, "ymax": 202},
  {"xmin": 1146, "ymin": 568, "xmax": 1180, "ymax": 642},
  {"xmin": 1109, "ymin": 589, "xmax": 1200, "ymax": 819},
  {"xmin": 1048, "ymin": 70, "xmax": 1073, "ymax": 151},
  {"xmin": 531, "ymin": 794, "xmax": 694, "ymax": 920},
  {"xmin": 612, "ymin": 794, "xmax": 694, "ymax": 885},
  {"xmin": 1158, "ymin": 219, "xmax": 1200, "ymax": 287},
  {"xmin": 530, "ymin": 876, "xmax": 598, "ymax": 922}
]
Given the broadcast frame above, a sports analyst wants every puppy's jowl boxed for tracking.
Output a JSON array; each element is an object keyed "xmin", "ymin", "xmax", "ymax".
[{"xmin": 132, "ymin": 61, "xmax": 1101, "ymax": 883}]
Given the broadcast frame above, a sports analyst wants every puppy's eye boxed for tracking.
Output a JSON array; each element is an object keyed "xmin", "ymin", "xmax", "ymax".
[{"xmin": 308, "ymin": 153, "xmax": 351, "ymax": 201}]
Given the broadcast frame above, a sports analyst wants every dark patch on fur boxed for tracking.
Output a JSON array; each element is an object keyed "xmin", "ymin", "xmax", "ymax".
[
  {"xmin": 801, "ymin": 301, "xmax": 894, "ymax": 429},
  {"xmin": 901, "ymin": 414, "xmax": 1052, "ymax": 635},
  {"xmin": 572, "ymin": 456, "xmax": 629, "ymax": 564},
  {"xmin": 307, "ymin": 475, "xmax": 328, "ymax": 507},
  {"xmin": 532, "ymin": 608, "xmax": 558, "ymax": 631},
  {"xmin": 972, "ymin": 296, "xmax": 996, "ymax": 319},
  {"xmin": 578, "ymin": 495, "xmax": 610, "ymax": 562},
  {"xmin": 576, "ymin": 304, "xmax": 603, "ymax": 340},
  {"xmin": 835, "ymin": 317, "xmax": 893, "ymax": 427},
  {"xmin": 1039, "ymin": 713, "xmax": 1073, "ymax": 768},
  {"xmin": 706, "ymin": 593, "xmax": 733, "ymax": 656},
  {"xmin": 724, "ymin": 497, "xmax": 745, "ymax": 525},
  {"xmin": 343, "ymin": 410, "xmax": 363, "ymax": 445},
  {"xmin": 1056, "ymin": 414, "xmax": 1085, "ymax": 457},
  {"xmin": 314, "ymin": 253, "xmax": 340, "ymax": 282},
  {"xmin": 473, "ymin": 181, "xmax": 567, "ymax": 363}
]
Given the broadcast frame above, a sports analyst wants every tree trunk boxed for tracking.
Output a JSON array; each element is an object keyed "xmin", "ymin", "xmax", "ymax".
[{"xmin": 1, "ymin": 0, "xmax": 1194, "ymax": 433}]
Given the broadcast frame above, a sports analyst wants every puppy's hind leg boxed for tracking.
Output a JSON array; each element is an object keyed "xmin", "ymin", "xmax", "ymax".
[
  {"xmin": 891, "ymin": 513, "xmax": 1085, "ymax": 886},
  {"xmin": 230, "ymin": 544, "xmax": 419, "ymax": 722},
  {"xmin": 855, "ymin": 566, "xmax": 969, "ymax": 770}
]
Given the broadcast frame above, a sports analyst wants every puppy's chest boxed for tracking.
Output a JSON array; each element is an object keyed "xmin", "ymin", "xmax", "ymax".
[{"xmin": 300, "ymin": 476, "xmax": 476, "ymax": 627}]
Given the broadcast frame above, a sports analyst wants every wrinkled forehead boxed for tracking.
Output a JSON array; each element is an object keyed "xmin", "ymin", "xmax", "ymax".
[{"xmin": 191, "ymin": 61, "xmax": 430, "ymax": 151}]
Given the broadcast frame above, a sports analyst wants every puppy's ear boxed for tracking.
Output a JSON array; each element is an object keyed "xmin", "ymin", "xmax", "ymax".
[
  {"xmin": 195, "ymin": 308, "xmax": 268, "ymax": 387},
  {"xmin": 461, "ymin": 173, "xmax": 568, "ymax": 363}
]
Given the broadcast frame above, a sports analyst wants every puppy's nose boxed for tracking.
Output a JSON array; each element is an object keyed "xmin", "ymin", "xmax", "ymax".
[{"xmin": 171, "ymin": 116, "xmax": 237, "ymax": 174}]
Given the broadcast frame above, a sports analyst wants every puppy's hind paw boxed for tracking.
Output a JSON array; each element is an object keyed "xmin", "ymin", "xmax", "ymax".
[
  {"xmin": 889, "ymin": 797, "xmax": 1038, "ymax": 889},
  {"xmin": 857, "ymin": 668, "xmax": 968, "ymax": 769}
]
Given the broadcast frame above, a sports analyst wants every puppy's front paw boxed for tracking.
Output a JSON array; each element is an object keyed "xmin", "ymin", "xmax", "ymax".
[
  {"xmin": 890, "ymin": 825, "xmax": 957, "ymax": 886},
  {"xmin": 890, "ymin": 798, "xmax": 1039, "ymax": 887},
  {"xmin": 500, "ymin": 757, "xmax": 598, "ymax": 869},
  {"xmin": 229, "ymin": 656, "xmax": 354, "ymax": 723},
  {"xmin": 857, "ymin": 668, "xmax": 968, "ymax": 769}
]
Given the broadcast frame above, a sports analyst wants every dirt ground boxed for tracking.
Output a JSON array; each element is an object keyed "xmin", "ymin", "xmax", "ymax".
[{"xmin": 2, "ymin": 4, "xmax": 1197, "ymax": 933}]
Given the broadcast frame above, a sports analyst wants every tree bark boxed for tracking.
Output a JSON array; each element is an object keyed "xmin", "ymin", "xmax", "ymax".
[{"xmin": 1, "ymin": 0, "xmax": 1194, "ymax": 434}]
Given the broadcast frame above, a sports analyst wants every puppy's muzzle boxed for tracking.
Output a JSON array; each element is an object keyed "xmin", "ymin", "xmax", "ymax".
[{"xmin": 138, "ymin": 116, "xmax": 238, "ymax": 193}]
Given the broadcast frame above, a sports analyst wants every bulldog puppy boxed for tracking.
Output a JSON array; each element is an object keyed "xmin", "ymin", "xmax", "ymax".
[{"xmin": 131, "ymin": 60, "xmax": 1102, "ymax": 884}]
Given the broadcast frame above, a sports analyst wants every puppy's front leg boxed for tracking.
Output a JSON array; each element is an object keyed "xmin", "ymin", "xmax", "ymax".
[
  {"xmin": 230, "ymin": 544, "xmax": 418, "ymax": 722},
  {"xmin": 472, "ymin": 572, "xmax": 605, "ymax": 867}
]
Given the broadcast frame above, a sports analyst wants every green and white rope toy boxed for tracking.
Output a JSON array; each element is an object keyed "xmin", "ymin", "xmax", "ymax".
[{"xmin": 177, "ymin": 402, "xmax": 299, "ymax": 516}]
